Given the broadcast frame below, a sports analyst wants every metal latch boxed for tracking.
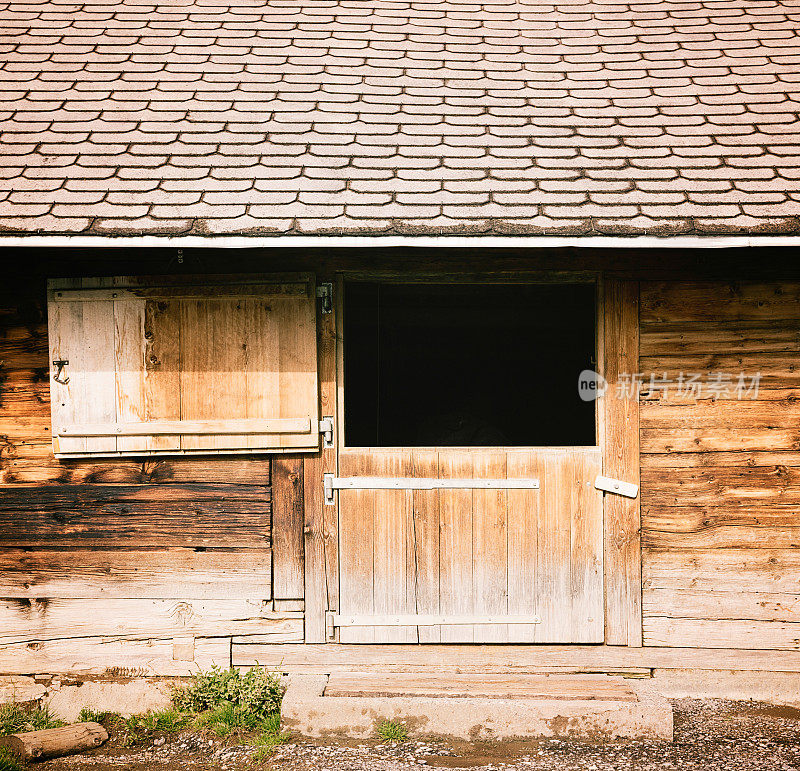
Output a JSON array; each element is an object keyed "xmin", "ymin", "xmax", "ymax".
[
  {"xmin": 595, "ymin": 475, "xmax": 639, "ymax": 498},
  {"xmin": 319, "ymin": 417, "xmax": 334, "ymax": 448},
  {"xmin": 52, "ymin": 360, "xmax": 70, "ymax": 385},
  {"xmin": 316, "ymin": 283, "xmax": 333, "ymax": 314}
]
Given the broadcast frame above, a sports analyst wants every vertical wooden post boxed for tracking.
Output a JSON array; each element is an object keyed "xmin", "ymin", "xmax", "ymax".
[
  {"xmin": 602, "ymin": 278, "xmax": 642, "ymax": 647},
  {"xmin": 271, "ymin": 456, "xmax": 305, "ymax": 607},
  {"xmin": 303, "ymin": 279, "xmax": 339, "ymax": 642}
]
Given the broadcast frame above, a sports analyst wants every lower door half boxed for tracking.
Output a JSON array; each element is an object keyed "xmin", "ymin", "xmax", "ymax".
[{"xmin": 336, "ymin": 447, "xmax": 603, "ymax": 643}]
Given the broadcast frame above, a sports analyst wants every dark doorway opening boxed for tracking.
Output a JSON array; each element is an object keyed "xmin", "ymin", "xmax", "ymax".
[{"xmin": 344, "ymin": 282, "xmax": 597, "ymax": 447}]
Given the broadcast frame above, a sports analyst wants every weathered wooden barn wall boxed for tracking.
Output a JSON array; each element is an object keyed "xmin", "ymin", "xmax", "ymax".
[
  {"xmin": 0, "ymin": 277, "xmax": 304, "ymax": 675},
  {"xmin": 640, "ymin": 282, "xmax": 800, "ymax": 650},
  {"xmin": 1, "ymin": 251, "xmax": 799, "ymax": 675}
]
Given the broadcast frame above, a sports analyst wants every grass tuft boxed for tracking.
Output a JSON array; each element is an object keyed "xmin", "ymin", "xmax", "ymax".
[
  {"xmin": 0, "ymin": 703, "xmax": 64, "ymax": 736},
  {"xmin": 0, "ymin": 749, "xmax": 22, "ymax": 771},
  {"xmin": 250, "ymin": 713, "xmax": 292, "ymax": 761},
  {"xmin": 195, "ymin": 702, "xmax": 262, "ymax": 738},
  {"xmin": 78, "ymin": 708, "xmax": 121, "ymax": 725},
  {"xmin": 121, "ymin": 708, "xmax": 192, "ymax": 747},
  {"xmin": 376, "ymin": 719, "xmax": 409, "ymax": 743}
]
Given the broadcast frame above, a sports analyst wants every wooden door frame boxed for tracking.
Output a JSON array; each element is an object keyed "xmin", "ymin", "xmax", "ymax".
[{"xmin": 303, "ymin": 272, "xmax": 642, "ymax": 647}]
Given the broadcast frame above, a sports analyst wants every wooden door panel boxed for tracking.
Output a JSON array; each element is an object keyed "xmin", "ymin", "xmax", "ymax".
[
  {"xmin": 337, "ymin": 447, "xmax": 603, "ymax": 644},
  {"xmin": 438, "ymin": 451, "xmax": 475, "ymax": 643},
  {"xmin": 411, "ymin": 450, "xmax": 442, "ymax": 643}
]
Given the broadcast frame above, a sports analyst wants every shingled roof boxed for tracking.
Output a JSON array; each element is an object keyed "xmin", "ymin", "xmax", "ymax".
[{"xmin": 1, "ymin": 0, "xmax": 799, "ymax": 237}]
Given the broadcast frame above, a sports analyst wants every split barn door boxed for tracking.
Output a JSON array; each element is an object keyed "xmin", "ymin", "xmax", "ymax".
[{"xmin": 336, "ymin": 447, "xmax": 603, "ymax": 643}]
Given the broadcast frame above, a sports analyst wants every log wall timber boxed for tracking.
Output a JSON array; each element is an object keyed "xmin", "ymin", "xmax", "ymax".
[
  {"xmin": 0, "ymin": 285, "xmax": 302, "ymax": 675},
  {"xmin": 640, "ymin": 281, "xmax": 800, "ymax": 650}
]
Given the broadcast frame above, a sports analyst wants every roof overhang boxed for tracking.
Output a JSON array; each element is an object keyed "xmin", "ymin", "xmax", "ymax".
[{"xmin": 1, "ymin": 236, "xmax": 799, "ymax": 250}]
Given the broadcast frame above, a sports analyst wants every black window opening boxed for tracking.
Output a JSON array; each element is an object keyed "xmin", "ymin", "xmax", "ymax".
[{"xmin": 344, "ymin": 282, "xmax": 597, "ymax": 448}]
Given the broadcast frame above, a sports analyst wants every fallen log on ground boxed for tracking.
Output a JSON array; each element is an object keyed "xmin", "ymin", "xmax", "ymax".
[{"xmin": 0, "ymin": 722, "xmax": 108, "ymax": 761}]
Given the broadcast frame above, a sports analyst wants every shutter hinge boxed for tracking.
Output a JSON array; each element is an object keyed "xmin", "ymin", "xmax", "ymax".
[
  {"xmin": 318, "ymin": 417, "xmax": 334, "ymax": 448},
  {"xmin": 316, "ymin": 282, "xmax": 333, "ymax": 314}
]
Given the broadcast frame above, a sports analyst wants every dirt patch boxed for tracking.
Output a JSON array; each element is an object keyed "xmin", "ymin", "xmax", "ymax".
[{"xmin": 36, "ymin": 699, "xmax": 800, "ymax": 771}]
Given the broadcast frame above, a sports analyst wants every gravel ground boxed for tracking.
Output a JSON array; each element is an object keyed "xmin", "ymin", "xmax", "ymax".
[{"xmin": 45, "ymin": 699, "xmax": 800, "ymax": 771}]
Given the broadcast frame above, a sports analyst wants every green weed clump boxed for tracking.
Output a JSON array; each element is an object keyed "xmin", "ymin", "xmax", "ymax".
[
  {"xmin": 173, "ymin": 666, "xmax": 283, "ymax": 721},
  {"xmin": 376, "ymin": 719, "xmax": 409, "ymax": 743},
  {"xmin": 172, "ymin": 666, "xmax": 288, "ymax": 753},
  {"xmin": 0, "ymin": 703, "xmax": 64, "ymax": 736}
]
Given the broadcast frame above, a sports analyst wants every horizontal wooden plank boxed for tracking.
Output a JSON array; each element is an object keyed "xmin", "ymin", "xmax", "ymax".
[
  {"xmin": 641, "ymin": 426, "xmax": 800, "ymax": 453},
  {"xmin": 0, "ymin": 637, "xmax": 231, "ymax": 676},
  {"xmin": 49, "ymin": 283, "xmax": 312, "ymax": 302},
  {"xmin": 642, "ymin": 521, "xmax": 800, "ymax": 549},
  {"xmin": 640, "ymin": 400, "xmax": 800, "ymax": 429},
  {"xmin": 231, "ymin": 643, "xmax": 800, "ymax": 672},
  {"xmin": 0, "ymin": 549, "xmax": 271, "ymax": 600},
  {"xmin": 643, "ymin": 502, "xmax": 797, "ymax": 550},
  {"xmin": 640, "ymin": 388, "xmax": 800, "ymax": 405},
  {"xmin": 58, "ymin": 418, "xmax": 313, "ymax": 437},
  {"xmin": 643, "ymin": 617, "xmax": 800, "ymax": 650},
  {"xmin": 48, "ymin": 273, "xmax": 315, "ymax": 296},
  {"xmin": 0, "ymin": 331, "xmax": 49, "ymax": 370},
  {"xmin": 643, "ymin": 588, "xmax": 800, "ymax": 623},
  {"xmin": 51, "ymin": 446, "xmax": 313, "ymax": 459},
  {"xmin": 641, "ymin": 451, "xmax": 800, "ymax": 469},
  {"xmin": 0, "ymin": 599, "xmax": 303, "ymax": 644},
  {"xmin": 0, "ymin": 371, "xmax": 50, "ymax": 419},
  {"xmin": 640, "ymin": 283, "xmax": 800, "ymax": 323},
  {"xmin": 640, "ymin": 322, "xmax": 800, "ymax": 356},
  {"xmin": 0, "ymin": 417, "xmax": 53, "ymax": 442},
  {"xmin": 642, "ymin": 548, "xmax": 800, "ymax": 594},
  {"xmin": 48, "ymin": 273, "xmax": 315, "ymax": 292},
  {"xmin": 638, "ymin": 354, "xmax": 800, "ymax": 389},
  {"xmin": 0, "ymin": 444, "xmax": 271, "ymax": 485},
  {"xmin": 642, "ymin": 466, "xmax": 800, "ymax": 506},
  {"xmin": 0, "ymin": 484, "xmax": 271, "ymax": 548}
]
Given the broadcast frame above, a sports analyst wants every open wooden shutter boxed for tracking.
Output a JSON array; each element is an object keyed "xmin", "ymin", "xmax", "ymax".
[{"xmin": 48, "ymin": 274, "xmax": 320, "ymax": 457}]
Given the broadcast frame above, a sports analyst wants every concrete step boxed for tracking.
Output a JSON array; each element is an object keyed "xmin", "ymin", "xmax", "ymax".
[{"xmin": 282, "ymin": 671, "xmax": 674, "ymax": 741}]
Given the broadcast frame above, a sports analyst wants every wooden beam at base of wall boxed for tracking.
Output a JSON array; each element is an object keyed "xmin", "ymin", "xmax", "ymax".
[
  {"xmin": 230, "ymin": 643, "xmax": 800, "ymax": 673},
  {"xmin": 0, "ymin": 637, "xmax": 232, "ymax": 677},
  {"xmin": 0, "ymin": 600, "xmax": 303, "ymax": 645}
]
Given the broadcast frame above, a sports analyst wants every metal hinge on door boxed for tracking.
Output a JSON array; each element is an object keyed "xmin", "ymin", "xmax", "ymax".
[
  {"xmin": 594, "ymin": 475, "xmax": 639, "ymax": 498},
  {"xmin": 316, "ymin": 283, "xmax": 333, "ymax": 314},
  {"xmin": 318, "ymin": 417, "xmax": 334, "ymax": 448}
]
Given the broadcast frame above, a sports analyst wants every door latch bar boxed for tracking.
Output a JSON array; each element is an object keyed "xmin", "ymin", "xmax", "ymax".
[
  {"xmin": 324, "ymin": 474, "xmax": 539, "ymax": 505},
  {"xmin": 594, "ymin": 475, "xmax": 639, "ymax": 498}
]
